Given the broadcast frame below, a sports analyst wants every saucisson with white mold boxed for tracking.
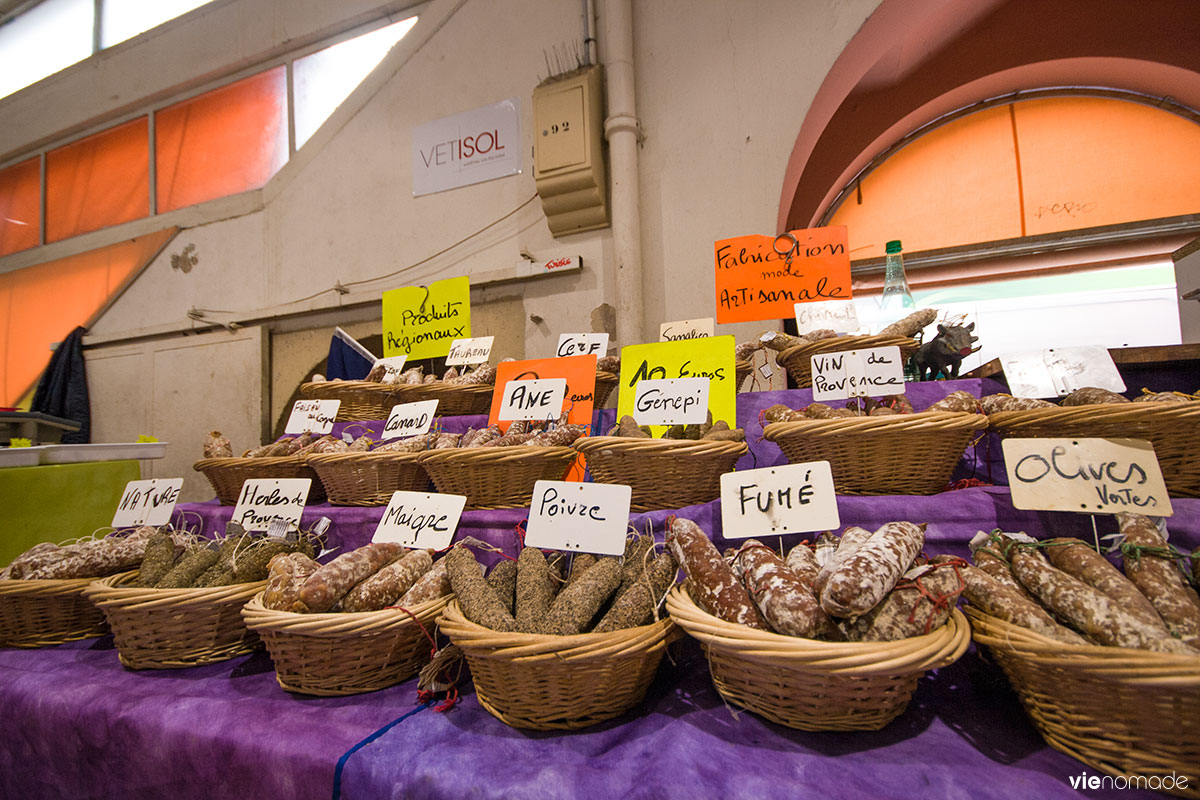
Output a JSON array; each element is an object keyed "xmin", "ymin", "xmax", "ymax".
[
  {"xmin": 927, "ymin": 391, "xmax": 982, "ymax": 414},
  {"xmin": 820, "ymin": 522, "xmax": 925, "ymax": 618},
  {"xmin": 1132, "ymin": 391, "xmax": 1189, "ymax": 403},
  {"xmin": 958, "ymin": 561, "xmax": 1089, "ymax": 645},
  {"xmin": 30, "ymin": 527, "xmax": 157, "ymax": 581},
  {"xmin": 340, "ymin": 549, "xmax": 433, "ymax": 612},
  {"xmin": 1044, "ymin": 537, "xmax": 1166, "ymax": 632},
  {"xmin": 968, "ymin": 532, "xmax": 1036, "ymax": 601},
  {"xmin": 878, "ymin": 308, "xmax": 937, "ymax": 338},
  {"xmin": 666, "ymin": 517, "xmax": 767, "ymax": 629},
  {"xmin": 1009, "ymin": 546, "xmax": 1194, "ymax": 653},
  {"xmin": 527, "ymin": 424, "xmax": 587, "ymax": 447},
  {"xmin": 839, "ymin": 560, "xmax": 965, "ymax": 641},
  {"xmin": 785, "ymin": 541, "xmax": 822, "ymax": 589},
  {"xmin": 397, "ymin": 557, "xmax": 450, "ymax": 606},
  {"xmin": 263, "ymin": 552, "xmax": 321, "ymax": 611},
  {"xmin": 734, "ymin": 540, "xmax": 832, "ymax": 637},
  {"xmin": 203, "ymin": 431, "xmax": 233, "ymax": 458},
  {"xmin": 813, "ymin": 526, "xmax": 874, "ymax": 598},
  {"xmin": 762, "ymin": 404, "xmax": 804, "ymax": 424},
  {"xmin": 445, "ymin": 546, "xmax": 516, "ymax": 631},
  {"xmin": 298, "ymin": 542, "xmax": 405, "ymax": 613},
  {"xmin": 1059, "ymin": 386, "xmax": 1129, "ymax": 406},
  {"xmin": 1117, "ymin": 513, "xmax": 1200, "ymax": 648},
  {"xmin": 980, "ymin": 394, "xmax": 1057, "ymax": 414},
  {"xmin": 593, "ymin": 551, "xmax": 678, "ymax": 633}
]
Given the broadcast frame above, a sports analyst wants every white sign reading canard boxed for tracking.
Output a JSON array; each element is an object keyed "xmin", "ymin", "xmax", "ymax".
[{"xmin": 413, "ymin": 98, "xmax": 522, "ymax": 196}]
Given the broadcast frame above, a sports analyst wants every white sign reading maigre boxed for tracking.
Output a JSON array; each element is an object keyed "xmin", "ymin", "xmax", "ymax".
[
  {"xmin": 285, "ymin": 399, "xmax": 340, "ymax": 434},
  {"xmin": 632, "ymin": 378, "xmax": 709, "ymax": 426},
  {"xmin": 659, "ymin": 318, "xmax": 714, "ymax": 341},
  {"xmin": 720, "ymin": 462, "xmax": 839, "ymax": 538},
  {"xmin": 383, "ymin": 400, "xmax": 440, "ymax": 441},
  {"xmin": 112, "ymin": 478, "xmax": 183, "ymax": 528},
  {"xmin": 232, "ymin": 479, "xmax": 311, "ymax": 532},
  {"xmin": 1003, "ymin": 437, "xmax": 1173, "ymax": 516},
  {"xmin": 445, "ymin": 336, "xmax": 494, "ymax": 366},
  {"xmin": 373, "ymin": 491, "xmax": 466, "ymax": 550},
  {"xmin": 556, "ymin": 332, "xmax": 609, "ymax": 359},
  {"xmin": 525, "ymin": 480, "xmax": 632, "ymax": 555},
  {"xmin": 811, "ymin": 346, "xmax": 905, "ymax": 402},
  {"xmin": 413, "ymin": 98, "xmax": 521, "ymax": 196},
  {"xmin": 1000, "ymin": 345, "xmax": 1125, "ymax": 398},
  {"xmin": 794, "ymin": 299, "xmax": 860, "ymax": 335},
  {"xmin": 497, "ymin": 378, "xmax": 568, "ymax": 421}
]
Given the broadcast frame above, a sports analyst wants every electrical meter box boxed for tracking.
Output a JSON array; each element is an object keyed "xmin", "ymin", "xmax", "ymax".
[{"xmin": 533, "ymin": 65, "xmax": 608, "ymax": 236}]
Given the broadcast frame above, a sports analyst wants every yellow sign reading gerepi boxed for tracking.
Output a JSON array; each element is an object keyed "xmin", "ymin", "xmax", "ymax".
[
  {"xmin": 618, "ymin": 336, "xmax": 737, "ymax": 436},
  {"xmin": 382, "ymin": 276, "xmax": 471, "ymax": 360}
]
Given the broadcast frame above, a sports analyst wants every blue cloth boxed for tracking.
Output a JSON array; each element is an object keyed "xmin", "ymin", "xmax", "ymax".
[{"xmin": 326, "ymin": 330, "xmax": 374, "ymax": 381}]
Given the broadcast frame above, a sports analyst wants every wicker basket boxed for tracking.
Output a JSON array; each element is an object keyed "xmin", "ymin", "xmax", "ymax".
[
  {"xmin": 83, "ymin": 572, "xmax": 265, "ymax": 668},
  {"xmin": 306, "ymin": 451, "xmax": 431, "ymax": 506},
  {"xmin": 299, "ymin": 380, "xmax": 406, "ymax": 421},
  {"xmin": 193, "ymin": 456, "xmax": 326, "ymax": 505},
  {"xmin": 388, "ymin": 381, "xmax": 495, "ymax": 416},
  {"xmin": 966, "ymin": 607, "xmax": 1200, "ymax": 797},
  {"xmin": 417, "ymin": 446, "xmax": 577, "ymax": 510},
  {"xmin": 595, "ymin": 370, "xmax": 619, "ymax": 408},
  {"xmin": 777, "ymin": 334, "xmax": 918, "ymax": 388},
  {"xmin": 241, "ymin": 591, "xmax": 451, "ymax": 695},
  {"xmin": 667, "ymin": 585, "xmax": 970, "ymax": 731},
  {"xmin": 763, "ymin": 411, "xmax": 983, "ymax": 495},
  {"xmin": 988, "ymin": 402, "xmax": 1200, "ymax": 498},
  {"xmin": 438, "ymin": 599, "xmax": 675, "ymax": 730},
  {"xmin": 735, "ymin": 358, "xmax": 754, "ymax": 392},
  {"xmin": 0, "ymin": 574, "xmax": 117, "ymax": 647},
  {"xmin": 574, "ymin": 436, "xmax": 748, "ymax": 512}
]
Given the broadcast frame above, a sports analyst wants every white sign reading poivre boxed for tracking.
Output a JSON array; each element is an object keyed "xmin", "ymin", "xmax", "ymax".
[
  {"xmin": 112, "ymin": 478, "xmax": 183, "ymax": 528},
  {"xmin": 720, "ymin": 462, "xmax": 839, "ymax": 539},
  {"xmin": 811, "ymin": 346, "xmax": 905, "ymax": 402},
  {"xmin": 632, "ymin": 378, "xmax": 710, "ymax": 426},
  {"xmin": 525, "ymin": 480, "xmax": 632, "ymax": 555},
  {"xmin": 412, "ymin": 98, "xmax": 522, "ymax": 196}
]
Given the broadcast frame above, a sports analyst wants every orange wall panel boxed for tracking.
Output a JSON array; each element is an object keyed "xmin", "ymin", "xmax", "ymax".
[
  {"xmin": 0, "ymin": 157, "xmax": 41, "ymax": 257},
  {"xmin": 45, "ymin": 117, "xmax": 150, "ymax": 242}
]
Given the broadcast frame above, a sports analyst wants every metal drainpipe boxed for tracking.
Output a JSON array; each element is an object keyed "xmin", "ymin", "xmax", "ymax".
[{"xmin": 601, "ymin": 0, "xmax": 645, "ymax": 346}]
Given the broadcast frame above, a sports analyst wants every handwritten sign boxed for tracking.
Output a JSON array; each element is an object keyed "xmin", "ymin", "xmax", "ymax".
[
  {"xmin": 382, "ymin": 400, "xmax": 440, "ymax": 440},
  {"xmin": 373, "ymin": 490, "xmax": 466, "ymax": 550},
  {"xmin": 525, "ymin": 480, "xmax": 632, "ymax": 555},
  {"xmin": 811, "ymin": 346, "xmax": 905, "ymax": 402},
  {"xmin": 382, "ymin": 275, "xmax": 471, "ymax": 360},
  {"xmin": 488, "ymin": 355, "xmax": 598, "ymax": 428},
  {"xmin": 112, "ymin": 478, "xmax": 183, "ymax": 528},
  {"xmin": 794, "ymin": 299, "xmax": 860, "ymax": 335},
  {"xmin": 373, "ymin": 355, "xmax": 408, "ymax": 381},
  {"xmin": 446, "ymin": 336, "xmax": 493, "ymax": 366},
  {"xmin": 232, "ymin": 478, "xmax": 311, "ymax": 532},
  {"xmin": 285, "ymin": 399, "xmax": 340, "ymax": 434},
  {"xmin": 632, "ymin": 378, "xmax": 709, "ymax": 426},
  {"xmin": 720, "ymin": 462, "xmax": 839, "ymax": 539},
  {"xmin": 557, "ymin": 332, "xmax": 609, "ymax": 358},
  {"xmin": 714, "ymin": 226, "xmax": 851, "ymax": 324},
  {"xmin": 659, "ymin": 318, "xmax": 713, "ymax": 341},
  {"xmin": 619, "ymin": 337, "xmax": 736, "ymax": 436},
  {"xmin": 524, "ymin": 254, "xmax": 582, "ymax": 277},
  {"xmin": 1000, "ymin": 346, "xmax": 1125, "ymax": 398},
  {"xmin": 496, "ymin": 379, "xmax": 568, "ymax": 421},
  {"xmin": 1003, "ymin": 438, "xmax": 1172, "ymax": 515}
]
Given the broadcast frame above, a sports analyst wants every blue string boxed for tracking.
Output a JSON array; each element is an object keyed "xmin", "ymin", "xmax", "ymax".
[{"xmin": 331, "ymin": 701, "xmax": 432, "ymax": 800}]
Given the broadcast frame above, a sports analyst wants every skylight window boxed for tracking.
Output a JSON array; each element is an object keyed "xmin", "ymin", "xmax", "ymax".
[
  {"xmin": 0, "ymin": 0, "xmax": 93, "ymax": 100},
  {"xmin": 100, "ymin": 0, "xmax": 212, "ymax": 48}
]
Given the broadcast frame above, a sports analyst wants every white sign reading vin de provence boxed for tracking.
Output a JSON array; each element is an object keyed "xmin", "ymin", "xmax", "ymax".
[{"xmin": 412, "ymin": 98, "xmax": 522, "ymax": 196}]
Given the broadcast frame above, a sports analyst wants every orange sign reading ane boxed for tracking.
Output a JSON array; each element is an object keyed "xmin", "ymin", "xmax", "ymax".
[{"xmin": 714, "ymin": 226, "xmax": 852, "ymax": 324}]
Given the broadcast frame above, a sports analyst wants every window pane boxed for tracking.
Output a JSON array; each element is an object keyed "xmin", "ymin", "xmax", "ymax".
[
  {"xmin": 156, "ymin": 67, "xmax": 288, "ymax": 213},
  {"xmin": 0, "ymin": 158, "xmax": 41, "ymax": 257},
  {"xmin": 0, "ymin": 0, "xmax": 93, "ymax": 100},
  {"xmin": 46, "ymin": 117, "xmax": 150, "ymax": 242},
  {"xmin": 100, "ymin": 0, "xmax": 213, "ymax": 48},
  {"xmin": 294, "ymin": 16, "xmax": 418, "ymax": 149}
]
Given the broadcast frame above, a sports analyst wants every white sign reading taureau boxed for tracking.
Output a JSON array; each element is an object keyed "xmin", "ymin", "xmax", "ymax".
[{"xmin": 412, "ymin": 98, "xmax": 522, "ymax": 196}]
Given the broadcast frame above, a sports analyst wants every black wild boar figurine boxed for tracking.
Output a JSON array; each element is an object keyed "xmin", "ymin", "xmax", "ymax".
[{"xmin": 912, "ymin": 322, "xmax": 978, "ymax": 380}]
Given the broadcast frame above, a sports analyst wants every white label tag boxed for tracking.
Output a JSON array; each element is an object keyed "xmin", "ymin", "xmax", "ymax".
[
  {"xmin": 793, "ymin": 299, "xmax": 860, "ymax": 335},
  {"xmin": 445, "ymin": 336, "xmax": 494, "ymax": 366},
  {"xmin": 525, "ymin": 480, "xmax": 632, "ymax": 555},
  {"xmin": 231, "ymin": 478, "xmax": 311, "ymax": 532},
  {"xmin": 285, "ymin": 399, "xmax": 340, "ymax": 434},
  {"xmin": 556, "ymin": 332, "xmax": 609, "ymax": 359},
  {"xmin": 382, "ymin": 400, "xmax": 440, "ymax": 441},
  {"xmin": 632, "ymin": 377, "xmax": 710, "ymax": 425},
  {"xmin": 659, "ymin": 318, "xmax": 714, "ymax": 341},
  {"xmin": 1003, "ymin": 438, "xmax": 1172, "ymax": 516},
  {"xmin": 112, "ymin": 478, "xmax": 183, "ymax": 528},
  {"xmin": 526, "ymin": 255, "xmax": 582, "ymax": 277},
  {"xmin": 497, "ymin": 378, "xmax": 568, "ymax": 421},
  {"xmin": 720, "ymin": 461, "xmax": 840, "ymax": 538},
  {"xmin": 758, "ymin": 364, "xmax": 773, "ymax": 379},
  {"xmin": 1000, "ymin": 345, "xmax": 1125, "ymax": 398},
  {"xmin": 373, "ymin": 490, "xmax": 466, "ymax": 550},
  {"xmin": 373, "ymin": 355, "xmax": 408, "ymax": 381},
  {"xmin": 811, "ymin": 346, "xmax": 905, "ymax": 402}
]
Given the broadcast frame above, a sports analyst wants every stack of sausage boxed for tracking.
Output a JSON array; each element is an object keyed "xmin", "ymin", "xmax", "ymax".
[
  {"xmin": 960, "ymin": 514, "xmax": 1199, "ymax": 654},
  {"xmin": 359, "ymin": 361, "xmax": 501, "ymax": 386},
  {"xmin": 2, "ymin": 527, "xmax": 158, "ymax": 581},
  {"xmin": 202, "ymin": 430, "xmax": 360, "ymax": 459},
  {"xmin": 982, "ymin": 386, "xmax": 1194, "ymax": 413},
  {"xmin": 607, "ymin": 412, "xmax": 745, "ymax": 442},
  {"xmin": 444, "ymin": 536, "xmax": 677, "ymax": 635},
  {"xmin": 669, "ymin": 517, "xmax": 964, "ymax": 642},
  {"xmin": 764, "ymin": 389, "xmax": 982, "ymax": 422}
]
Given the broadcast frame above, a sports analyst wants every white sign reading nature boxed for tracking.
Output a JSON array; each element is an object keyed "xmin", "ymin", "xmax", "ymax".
[{"xmin": 412, "ymin": 98, "xmax": 522, "ymax": 196}]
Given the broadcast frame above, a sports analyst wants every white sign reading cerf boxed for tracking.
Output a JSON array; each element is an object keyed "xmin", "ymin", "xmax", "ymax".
[{"xmin": 412, "ymin": 98, "xmax": 522, "ymax": 196}]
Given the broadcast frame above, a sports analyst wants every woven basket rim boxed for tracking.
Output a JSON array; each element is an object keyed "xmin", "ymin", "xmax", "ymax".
[
  {"xmin": 763, "ymin": 410, "xmax": 985, "ymax": 438},
  {"xmin": 241, "ymin": 591, "xmax": 451, "ymax": 637},
  {"xmin": 416, "ymin": 444, "xmax": 577, "ymax": 466},
  {"xmin": 666, "ymin": 585, "xmax": 969, "ymax": 675},
  {"xmin": 83, "ymin": 571, "xmax": 266, "ymax": 610},
  {"xmin": 989, "ymin": 402, "xmax": 1200, "ymax": 429},
  {"xmin": 305, "ymin": 450, "xmax": 425, "ymax": 466},
  {"xmin": 193, "ymin": 454, "xmax": 309, "ymax": 470},
  {"xmin": 0, "ymin": 571, "xmax": 132, "ymax": 596},
  {"xmin": 778, "ymin": 334, "xmax": 918, "ymax": 361},
  {"xmin": 438, "ymin": 599, "xmax": 674, "ymax": 661},
  {"xmin": 574, "ymin": 435, "xmax": 748, "ymax": 457}
]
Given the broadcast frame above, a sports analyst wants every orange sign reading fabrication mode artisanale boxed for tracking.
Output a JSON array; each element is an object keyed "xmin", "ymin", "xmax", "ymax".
[{"xmin": 714, "ymin": 226, "xmax": 852, "ymax": 324}]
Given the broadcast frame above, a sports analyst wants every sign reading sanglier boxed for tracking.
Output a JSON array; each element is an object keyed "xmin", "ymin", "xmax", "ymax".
[{"xmin": 412, "ymin": 98, "xmax": 522, "ymax": 196}]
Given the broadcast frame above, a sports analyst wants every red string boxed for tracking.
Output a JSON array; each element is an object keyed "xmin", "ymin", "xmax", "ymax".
[
  {"xmin": 388, "ymin": 603, "xmax": 462, "ymax": 712},
  {"xmin": 896, "ymin": 559, "xmax": 967, "ymax": 634},
  {"xmin": 946, "ymin": 478, "xmax": 990, "ymax": 491},
  {"xmin": 514, "ymin": 519, "xmax": 527, "ymax": 550}
]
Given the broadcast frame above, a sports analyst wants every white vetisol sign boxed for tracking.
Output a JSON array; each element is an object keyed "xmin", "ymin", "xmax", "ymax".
[
  {"xmin": 412, "ymin": 98, "xmax": 522, "ymax": 196},
  {"xmin": 632, "ymin": 378, "xmax": 710, "ymax": 425},
  {"xmin": 720, "ymin": 462, "xmax": 839, "ymax": 538},
  {"xmin": 525, "ymin": 480, "xmax": 632, "ymax": 555},
  {"xmin": 811, "ymin": 346, "xmax": 905, "ymax": 402},
  {"xmin": 112, "ymin": 478, "xmax": 183, "ymax": 528}
]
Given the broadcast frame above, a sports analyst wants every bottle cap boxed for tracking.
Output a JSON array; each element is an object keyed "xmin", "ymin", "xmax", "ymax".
[{"xmin": 885, "ymin": 240, "xmax": 903, "ymax": 254}]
